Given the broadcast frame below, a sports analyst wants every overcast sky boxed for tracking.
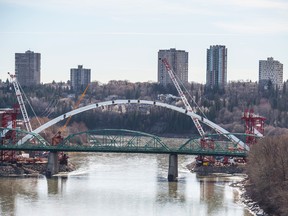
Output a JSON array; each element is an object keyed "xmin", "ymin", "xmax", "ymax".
[{"xmin": 0, "ymin": 0, "xmax": 287, "ymax": 84}]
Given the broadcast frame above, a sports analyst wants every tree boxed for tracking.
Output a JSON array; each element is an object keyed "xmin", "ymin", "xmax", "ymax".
[{"xmin": 246, "ymin": 135, "xmax": 288, "ymax": 216}]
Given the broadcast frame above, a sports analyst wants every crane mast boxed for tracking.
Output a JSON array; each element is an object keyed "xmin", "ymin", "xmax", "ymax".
[
  {"xmin": 8, "ymin": 73, "xmax": 33, "ymax": 132},
  {"xmin": 160, "ymin": 58, "xmax": 205, "ymax": 137},
  {"xmin": 160, "ymin": 58, "xmax": 249, "ymax": 150}
]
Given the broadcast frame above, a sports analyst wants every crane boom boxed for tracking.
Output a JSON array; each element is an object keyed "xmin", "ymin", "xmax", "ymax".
[
  {"xmin": 57, "ymin": 83, "xmax": 90, "ymax": 135},
  {"xmin": 160, "ymin": 58, "xmax": 205, "ymax": 137},
  {"xmin": 63, "ymin": 84, "xmax": 90, "ymax": 130},
  {"xmin": 8, "ymin": 72, "xmax": 33, "ymax": 132},
  {"xmin": 51, "ymin": 84, "xmax": 90, "ymax": 145}
]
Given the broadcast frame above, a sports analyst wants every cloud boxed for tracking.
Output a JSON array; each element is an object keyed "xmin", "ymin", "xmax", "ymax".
[
  {"xmin": 0, "ymin": 0, "xmax": 223, "ymax": 16},
  {"xmin": 216, "ymin": 21, "xmax": 288, "ymax": 34},
  {"xmin": 3, "ymin": 0, "xmax": 288, "ymax": 11},
  {"xmin": 2, "ymin": 0, "xmax": 287, "ymax": 35},
  {"xmin": 0, "ymin": 31, "xmax": 238, "ymax": 36},
  {"xmin": 217, "ymin": 0, "xmax": 288, "ymax": 10}
]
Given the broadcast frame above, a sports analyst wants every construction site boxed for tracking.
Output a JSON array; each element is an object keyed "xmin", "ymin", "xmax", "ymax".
[
  {"xmin": 0, "ymin": 60, "xmax": 266, "ymax": 177},
  {"xmin": 0, "ymin": 73, "xmax": 75, "ymax": 176}
]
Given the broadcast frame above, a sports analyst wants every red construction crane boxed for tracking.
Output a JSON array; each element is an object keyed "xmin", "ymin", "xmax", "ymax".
[{"xmin": 242, "ymin": 109, "xmax": 265, "ymax": 145}]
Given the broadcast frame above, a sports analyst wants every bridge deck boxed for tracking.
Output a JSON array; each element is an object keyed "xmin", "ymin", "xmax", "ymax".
[{"xmin": 0, "ymin": 128, "xmax": 247, "ymax": 157}]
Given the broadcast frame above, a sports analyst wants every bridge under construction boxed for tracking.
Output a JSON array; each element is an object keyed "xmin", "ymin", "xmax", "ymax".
[{"xmin": 0, "ymin": 60, "xmax": 266, "ymax": 181}]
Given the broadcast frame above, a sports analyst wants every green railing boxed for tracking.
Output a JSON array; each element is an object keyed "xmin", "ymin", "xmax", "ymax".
[{"xmin": 0, "ymin": 128, "xmax": 248, "ymax": 156}]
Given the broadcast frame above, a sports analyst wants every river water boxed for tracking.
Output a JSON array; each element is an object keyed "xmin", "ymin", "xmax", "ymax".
[{"xmin": 0, "ymin": 153, "xmax": 253, "ymax": 216}]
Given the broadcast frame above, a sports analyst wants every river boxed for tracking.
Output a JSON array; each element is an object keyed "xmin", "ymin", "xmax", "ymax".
[{"xmin": 0, "ymin": 153, "xmax": 253, "ymax": 216}]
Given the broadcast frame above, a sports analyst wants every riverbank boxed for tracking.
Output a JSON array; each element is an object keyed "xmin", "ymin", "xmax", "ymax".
[
  {"xmin": 0, "ymin": 162, "xmax": 75, "ymax": 177},
  {"xmin": 230, "ymin": 178, "xmax": 268, "ymax": 216},
  {"xmin": 186, "ymin": 162, "xmax": 268, "ymax": 216}
]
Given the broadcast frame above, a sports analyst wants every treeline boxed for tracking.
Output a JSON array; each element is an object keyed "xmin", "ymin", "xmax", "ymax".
[
  {"xmin": 71, "ymin": 106, "xmax": 196, "ymax": 135},
  {"xmin": 2, "ymin": 80, "xmax": 288, "ymax": 135},
  {"xmin": 246, "ymin": 136, "xmax": 288, "ymax": 216}
]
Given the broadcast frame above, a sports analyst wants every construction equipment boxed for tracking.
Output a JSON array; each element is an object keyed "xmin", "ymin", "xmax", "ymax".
[
  {"xmin": 8, "ymin": 72, "xmax": 33, "ymax": 132},
  {"xmin": 160, "ymin": 58, "xmax": 251, "ymax": 151},
  {"xmin": 0, "ymin": 107, "xmax": 19, "ymax": 162},
  {"xmin": 160, "ymin": 58, "xmax": 205, "ymax": 137},
  {"xmin": 61, "ymin": 83, "xmax": 90, "ymax": 133},
  {"xmin": 160, "ymin": 58, "xmax": 243, "ymax": 166},
  {"xmin": 241, "ymin": 109, "xmax": 265, "ymax": 145},
  {"xmin": 52, "ymin": 83, "xmax": 90, "ymax": 144}
]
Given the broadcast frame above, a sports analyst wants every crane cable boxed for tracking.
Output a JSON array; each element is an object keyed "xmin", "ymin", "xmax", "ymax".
[
  {"xmin": 172, "ymin": 72, "xmax": 208, "ymax": 119},
  {"xmin": 57, "ymin": 83, "xmax": 90, "ymax": 135},
  {"xmin": 40, "ymin": 98, "xmax": 58, "ymax": 117},
  {"xmin": 171, "ymin": 71, "xmax": 223, "ymax": 135},
  {"xmin": 18, "ymin": 83, "xmax": 47, "ymax": 135},
  {"xmin": 43, "ymin": 99, "xmax": 59, "ymax": 118}
]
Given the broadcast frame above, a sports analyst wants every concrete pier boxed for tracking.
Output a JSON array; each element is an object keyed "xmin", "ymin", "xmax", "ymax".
[
  {"xmin": 46, "ymin": 152, "xmax": 59, "ymax": 177},
  {"xmin": 168, "ymin": 154, "xmax": 178, "ymax": 182}
]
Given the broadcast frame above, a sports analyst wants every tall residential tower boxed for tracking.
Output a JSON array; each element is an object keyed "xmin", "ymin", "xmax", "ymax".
[
  {"xmin": 15, "ymin": 50, "xmax": 41, "ymax": 86},
  {"xmin": 70, "ymin": 65, "xmax": 91, "ymax": 92},
  {"xmin": 206, "ymin": 45, "xmax": 227, "ymax": 88},
  {"xmin": 158, "ymin": 48, "xmax": 188, "ymax": 86},
  {"xmin": 259, "ymin": 57, "xmax": 283, "ymax": 89}
]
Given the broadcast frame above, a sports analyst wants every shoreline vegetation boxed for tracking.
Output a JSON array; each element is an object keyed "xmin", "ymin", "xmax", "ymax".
[{"xmin": 245, "ymin": 136, "xmax": 288, "ymax": 216}]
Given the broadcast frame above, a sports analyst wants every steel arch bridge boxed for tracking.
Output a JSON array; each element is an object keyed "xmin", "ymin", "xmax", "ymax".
[
  {"xmin": 0, "ymin": 128, "xmax": 247, "ymax": 157},
  {"xmin": 19, "ymin": 99, "xmax": 250, "ymax": 151}
]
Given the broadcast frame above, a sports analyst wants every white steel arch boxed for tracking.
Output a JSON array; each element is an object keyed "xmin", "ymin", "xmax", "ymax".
[{"xmin": 20, "ymin": 99, "xmax": 249, "ymax": 150}]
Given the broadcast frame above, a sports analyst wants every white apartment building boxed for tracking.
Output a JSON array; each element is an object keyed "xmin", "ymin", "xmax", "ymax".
[{"xmin": 259, "ymin": 57, "xmax": 283, "ymax": 89}]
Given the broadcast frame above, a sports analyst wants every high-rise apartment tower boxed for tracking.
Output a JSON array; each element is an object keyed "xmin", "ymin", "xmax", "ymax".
[
  {"xmin": 259, "ymin": 57, "xmax": 283, "ymax": 89},
  {"xmin": 206, "ymin": 45, "xmax": 227, "ymax": 88},
  {"xmin": 15, "ymin": 50, "xmax": 41, "ymax": 86},
  {"xmin": 158, "ymin": 48, "xmax": 188, "ymax": 86},
  {"xmin": 70, "ymin": 65, "xmax": 91, "ymax": 92}
]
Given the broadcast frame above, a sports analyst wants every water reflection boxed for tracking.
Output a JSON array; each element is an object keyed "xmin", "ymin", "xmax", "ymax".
[
  {"xmin": 0, "ymin": 178, "xmax": 40, "ymax": 216},
  {"xmin": 199, "ymin": 177, "xmax": 224, "ymax": 215},
  {"xmin": 0, "ymin": 154, "xmax": 253, "ymax": 216},
  {"xmin": 196, "ymin": 175, "xmax": 250, "ymax": 216},
  {"xmin": 47, "ymin": 177, "xmax": 67, "ymax": 195},
  {"xmin": 168, "ymin": 181, "xmax": 178, "ymax": 198},
  {"xmin": 156, "ymin": 180, "xmax": 186, "ymax": 204}
]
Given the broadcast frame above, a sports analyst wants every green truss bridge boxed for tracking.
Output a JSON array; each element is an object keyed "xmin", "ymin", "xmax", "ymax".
[
  {"xmin": 0, "ymin": 128, "xmax": 248, "ymax": 181},
  {"xmin": 0, "ymin": 128, "xmax": 247, "ymax": 157}
]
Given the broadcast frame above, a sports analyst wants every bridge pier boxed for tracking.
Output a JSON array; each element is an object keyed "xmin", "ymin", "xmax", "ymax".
[
  {"xmin": 168, "ymin": 154, "xmax": 178, "ymax": 182},
  {"xmin": 46, "ymin": 152, "xmax": 59, "ymax": 177}
]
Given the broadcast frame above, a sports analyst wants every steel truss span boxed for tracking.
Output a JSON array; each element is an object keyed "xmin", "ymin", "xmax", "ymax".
[
  {"xmin": 0, "ymin": 128, "xmax": 247, "ymax": 157},
  {"xmin": 20, "ymin": 99, "xmax": 248, "ymax": 151}
]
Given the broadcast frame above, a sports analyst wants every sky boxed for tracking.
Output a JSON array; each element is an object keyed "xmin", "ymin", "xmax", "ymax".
[{"xmin": 0, "ymin": 0, "xmax": 287, "ymax": 84}]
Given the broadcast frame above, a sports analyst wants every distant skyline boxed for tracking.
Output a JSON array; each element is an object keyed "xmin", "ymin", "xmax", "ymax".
[{"xmin": 0, "ymin": 0, "xmax": 287, "ymax": 84}]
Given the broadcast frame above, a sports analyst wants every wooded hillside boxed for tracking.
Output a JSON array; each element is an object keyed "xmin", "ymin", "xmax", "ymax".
[{"xmin": 1, "ymin": 80, "xmax": 288, "ymax": 136}]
